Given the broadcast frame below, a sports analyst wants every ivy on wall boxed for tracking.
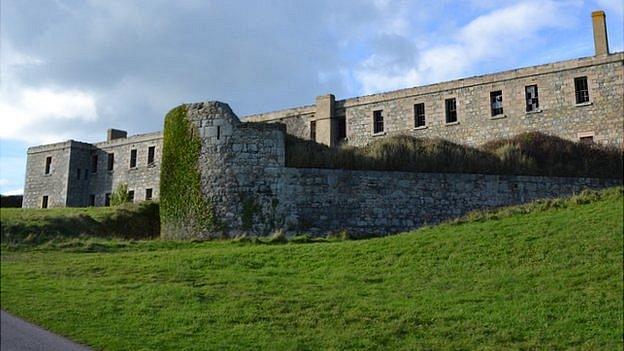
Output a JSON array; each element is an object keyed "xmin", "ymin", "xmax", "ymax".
[{"xmin": 160, "ymin": 105, "xmax": 216, "ymax": 239}]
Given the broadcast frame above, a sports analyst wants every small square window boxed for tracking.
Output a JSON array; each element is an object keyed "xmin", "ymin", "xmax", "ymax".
[{"xmin": 373, "ymin": 110, "xmax": 384, "ymax": 134}]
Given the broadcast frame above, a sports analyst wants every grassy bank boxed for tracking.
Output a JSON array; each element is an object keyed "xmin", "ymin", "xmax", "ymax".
[{"xmin": 1, "ymin": 188, "xmax": 622, "ymax": 350}]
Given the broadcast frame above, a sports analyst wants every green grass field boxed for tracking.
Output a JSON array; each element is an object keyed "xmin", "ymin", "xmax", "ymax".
[{"xmin": 1, "ymin": 188, "xmax": 623, "ymax": 350}]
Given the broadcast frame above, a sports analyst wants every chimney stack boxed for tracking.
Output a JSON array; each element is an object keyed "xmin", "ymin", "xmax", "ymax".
[
  {"xmin": 591, "ymin": 10, "xmax": 609, "ymax": 56},
  {"xmin": 107, "ymin": 128, "xmax": 127, "ymax": 141}
]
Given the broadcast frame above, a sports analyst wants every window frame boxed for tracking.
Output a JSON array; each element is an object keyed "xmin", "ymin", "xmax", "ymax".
[
  {"xmin": 490, "ymin": 90, "xmax": 504, "ymax": 117},
  {"xmin": 147, "ymin": 146, "xmax": 155, "ymax": 165},
  {"xmin": 145, "ymin": 188, "xmax": 153, "ymax": 201},
  {"xmin": 41, "ymin": 195, "xmax": 49, "ymax": 209},
  {"xmin": 44, "ymin": 156, "xmax": 52, "ymax": 175},
  {"xmin": 373, "ymin": 110, "xmax": 384, "ymax": 134},
  {"xmin": 310, "ymin": 120, "xmax": 317, "ymax": 141},
  {"xmin": 414, "ymin": 103, "xmax": 426, "ymax": 128},
  {"xmin": 574, "ymin": 76, "xmax": 590, "ymax": 104},
  {"xmin": 107, "ymin": 153, "xmax": 115, "ymax": 171},
  {"xmin": 130, "ymin": 149, "xmax": 137, "ymax": 168},
  {"xmin": 445, "ymin": 98, "xmax": 457, "ymax": 124},
  {"xmin": 91, "ymin": 154, "xmax": 98, "ymax": 173},
  {"xmin": 525, "ymin": 85, "xmax": 540, "ymax": 112}
]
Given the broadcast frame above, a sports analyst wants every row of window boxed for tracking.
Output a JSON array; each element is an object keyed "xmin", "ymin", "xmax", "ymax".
[
  {"xmin": 91, "ymin": 146, "xmax": 156, "ymax": 173},
  {"xmin": 317, "ymin": 76, "xmax": 590, "ymax": 136},
  {"xmin": 308, "ymin": 117, "xmax": 347, "ymax": 142},
  {"xmin": 39, "ymin": 189, "xmax": 154, "ymax": 208}
]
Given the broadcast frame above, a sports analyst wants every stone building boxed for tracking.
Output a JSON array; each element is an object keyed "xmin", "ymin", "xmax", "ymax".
[{"xmin": 22, "ymin": 10, "xmax": 623, "ymax": 208}]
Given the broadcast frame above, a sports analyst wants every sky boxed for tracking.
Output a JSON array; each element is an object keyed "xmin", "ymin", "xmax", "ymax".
[{"xmin": 1, "ymin": 0, "xmax": 623, "ymax": 195}]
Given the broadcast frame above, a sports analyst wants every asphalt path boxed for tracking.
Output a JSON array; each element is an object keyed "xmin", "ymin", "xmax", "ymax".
[{"xmin": 1, "ymin": 310, "xmax": 92, "ymax": 351}]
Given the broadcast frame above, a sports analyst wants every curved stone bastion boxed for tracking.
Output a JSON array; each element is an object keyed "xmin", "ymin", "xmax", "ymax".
[{"xmin": 159, "ymin": 101, "xmax": 620, "ymax": 240}]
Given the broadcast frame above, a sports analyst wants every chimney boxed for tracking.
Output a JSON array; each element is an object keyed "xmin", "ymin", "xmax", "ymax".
[
  {"xmin": 107, "ymin": 128, "xmax": 127, "ymax": 141},
  {"xmin": 592, "ymin": 10, "xmax": 609, "ymax": 56}
]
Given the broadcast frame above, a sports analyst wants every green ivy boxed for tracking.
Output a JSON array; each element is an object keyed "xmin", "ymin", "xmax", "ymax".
[{"xmin": 160, "ymin": 105, "xmax": 217, "ymax": 239}]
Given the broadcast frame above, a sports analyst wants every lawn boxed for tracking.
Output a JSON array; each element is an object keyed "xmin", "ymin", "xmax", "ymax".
[{"xmin": 1, "ymin": 188, "xmax": 622, "ymax": 350}]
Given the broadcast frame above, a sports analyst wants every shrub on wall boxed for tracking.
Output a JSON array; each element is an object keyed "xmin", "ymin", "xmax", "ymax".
[
  {"xmin": 160, "ymin": 105, "xmax": 216, "ymax": 239},
  {"xmin": 110, "ymin": 183, "xmax": 130, "ymax": 206}
]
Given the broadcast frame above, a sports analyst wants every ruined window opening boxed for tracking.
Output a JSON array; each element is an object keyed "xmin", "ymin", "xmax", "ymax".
[
  {"xmin": 84, "ymin": 169, "xmax": 89, "ymax": 180},
  {"xmin": 128, "ymin": 190, "xmax": 134, "ymax": 203},
  {"xmin": 414, "ymin": 103, "xmax": 426, "ymax": 127},
  {"xmin": 89, "ymin": 194, "xmax": 95, "ymax": 206},
  {"xmin": 490, "ymin": 91, "xmax": 503, "ymax": 116},
  {"xmin": 147, "ymin": 146, "xmax": 155, "ymax": 165},
  {"xmin": 310, "ymin": 121, "xmax": 316, "ymax": 141},
  {"xmin": 44, "ymin": 156, "xmax": 52, "ymax": 174},
  {"xmin": 107, "ymin": 153, "xmax": 114, "ymax": 171},
  {"xmin": 525, "ymin": 85, "xmax": 539, "ymax": 112},
  {"xmin": 337, "ymin": 117, "xmax": 346, "ymax": 141},
  {"xmin": 145, "ymin": 188, "xmax": 153, "ymax": 201},
  {"xmin": 445, "ymin": 98, "xmax": 457, "ymax": 123},
  {"xmin": 580, "ymin": 136, "xmax": 594, "ymax": 144},
  {"xmin": 216, "ymin": 126, "xmax": 221, "ymax": 140},
  {"xmin": 77, "ymin": 168, "xmax": 81, "ymax": 179},
  {"xmin": 91, "ymin": 154, "xmax": 98, "ymax": 173},
  {"xmin": 373, "ymin": 110, "xmax": 384, "ymax": 134},
  {"xmin": 130, "ymin": 149, "xmax": 137, "ymax": 168},
  {"xmin": 574, "ymin": 76, "xmax": 589, "ymax": 104},
  {"xmin": 41, "ymin": 195, "xmax": 48, "ymax": 209},
  {"xmin": 104, "ymin": 193, "xmax": 111, "ymax": 206}
]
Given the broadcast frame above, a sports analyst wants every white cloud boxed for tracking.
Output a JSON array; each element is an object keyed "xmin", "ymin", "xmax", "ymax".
[{"xmin": 1, "ymin": 188, "xmax": 24, "ymax": 196}]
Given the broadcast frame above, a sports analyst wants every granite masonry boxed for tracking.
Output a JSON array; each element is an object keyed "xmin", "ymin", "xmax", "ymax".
[{"xmin": 22, "ymin": 10, "xmax": 623, "ymax": 210}]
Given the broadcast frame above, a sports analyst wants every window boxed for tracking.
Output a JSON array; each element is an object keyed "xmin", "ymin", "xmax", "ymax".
[
  {"xmin": 128, "ymin": 190, "xmax": 134, "ymax": 203},
  {"xmin": 490, "ymin": 91, "xmax": 503, "ymax": 116},
  {"xmin": 525, "ymin": 85, "xmax": 539, "ymax": 112},
  {"xmin": 574, "ymin": 76, "xmax": 589, "ymax": 104},
  {"xmin": 45, "ymin": 156, "xmax": 52, "ymax": 174},
  {"xmin": 216, "ymin": 126, "xmax": 221, "ymax": 140},
  {"xmin": 373, "ymin": 110, "xmax": 384, "ymax": 134},
  {"xmin": 145, "ymin": 188, "xmax": 153, "ymax": 201},
  {"xmin": 77, "ymin": 168, "xmax": 81, "ymax": 179},
  {"xmin": 580, "ymin": 136, "xmax": 594, "ymax": 144},
  {"xmin": 41, "ymin": 196, "xmax": 48, "ymax": 209},
  {"xmin": 107, "ymin": 153, "xmax": 114, "ymax": 171},
  {"xmin": 414, "ymin": 103, "xmax": 426, "ymax": 127},
  {"xmin": 84, "ymin": 169, "xmax": 89, "ymax": 180},
  {"xmin": 445, "ymin": 98, "xmax": 457, "ymax": 123},
  {"xmin": 91, "ymin": 154, "xmax": 98, "ymax": 173},
  {"xmin": 337, "ymin": 117, "xmax": 346, "ymax": 141},
  {"xmin": 130, "ymin": 149, "xmax": 137, "ymax": 168},
  {"xmin": 89, "ymin": 194, "xmax": 95, "ymax": 206},
  {"xmin": 104, "ymin": 193, "xmax": 111, "ymax": 206},
  {"xmin": 147, "ymin": 146, "xmax": 155, "ymax": 165},
  {"xmin": 310, "ymin": 121, "xmax": 316, "ymax": 141}
]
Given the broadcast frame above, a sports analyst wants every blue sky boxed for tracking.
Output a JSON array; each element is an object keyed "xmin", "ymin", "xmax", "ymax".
[{"xmin": 1, "ymin": 0, "xmax": 623, "ymax": 195}]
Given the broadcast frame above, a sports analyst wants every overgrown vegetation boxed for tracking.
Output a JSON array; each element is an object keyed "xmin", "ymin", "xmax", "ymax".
[
  {"xmin": 1, "ymin": 187, "xmax": 621, "ymax": 349},
  {"xmin": 286, "ymin": 132, "xmax": 623, "ymax": 178},
  {"xmin": 110, "ymin": 183, "xmax": 130, "ymax": 206},
  {"xmin": 160, "ymin": 105, "xmax": 217, "ymax": 239},
  {"xmin": 0, "ymin": 201, "xmax": 159, "ymax": 247}
]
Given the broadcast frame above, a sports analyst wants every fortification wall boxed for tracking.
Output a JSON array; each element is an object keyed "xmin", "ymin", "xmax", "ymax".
[{"xmin": 23, "ymin": 141, "xmax": 73, "ymax": 208}]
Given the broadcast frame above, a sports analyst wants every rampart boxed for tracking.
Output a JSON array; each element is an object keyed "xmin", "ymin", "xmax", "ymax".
[{"xmin": 164, "ymin": 102, "xmax": 620, "ymax": 238}]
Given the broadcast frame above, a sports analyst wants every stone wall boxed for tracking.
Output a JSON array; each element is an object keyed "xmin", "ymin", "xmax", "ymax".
[
  {"xmin": 245, "ymin": 53, "xmax": 624, "ymax": 147},
  {"xmin": 23, "ymin": 141, "xmax": 73, "ymax": 208}
]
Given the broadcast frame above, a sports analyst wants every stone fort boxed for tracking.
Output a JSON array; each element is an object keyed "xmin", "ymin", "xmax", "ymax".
[{"xmin": 22, "ymin": 11, "xmax": 623, "ymax": 236}]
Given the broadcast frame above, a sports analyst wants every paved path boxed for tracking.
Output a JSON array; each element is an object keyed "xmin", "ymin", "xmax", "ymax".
[{"xmin": 1, "ymin": 310, "xmax": 92, "ymax": 351}]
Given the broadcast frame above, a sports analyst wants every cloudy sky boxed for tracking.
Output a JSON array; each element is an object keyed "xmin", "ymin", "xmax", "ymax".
[{"xmin": 1, "ymin": 0, "xmax": 623, "ymax": 195}]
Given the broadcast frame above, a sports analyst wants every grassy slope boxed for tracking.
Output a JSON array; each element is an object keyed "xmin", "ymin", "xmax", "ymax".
[{"xmin": 1, "ymin": 188, "xmax": 622, "ymax": 350}]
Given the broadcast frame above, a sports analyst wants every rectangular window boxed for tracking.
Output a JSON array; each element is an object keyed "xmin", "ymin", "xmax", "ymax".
[
  {"xmin": 216, "ymin": 126, "xmax": 221, "ymax": 140},
  {"xmin": 107, "ymin": 153, "xmax": 114, "ymax": 171},
  {"xmin": 91, "ymin": 154, "xmax": 98, "ymax": 173},
  {"xmin": 490, "ymin": 91, "xmax": 503, "ymax": 116},
  {"xmin": 373, "ymin": 110, "xmax": 384, "ymax": 134},
  {"xmin": 574, "ymin": 76, "xmax": 589, "ymax": 104},
  {"xmin": 525, "ymin": 85, "xmax": 539, "ymax": 112},
  {"xmin": 130, "ymin": 149, "xmax": 137, "ymax": 168},
  {"xmin": 84, "ymin": 169, "xmax": 89, "ymax": 180},
  {"xmin": 41, "ymin": 195, "xmax": 48, "ymax": 209},
  {"xmin": 580, "ymin": 136, "xmax": 594, "ymax": 144},
  {"xmin": 445, "ymin": 98, "xmax": 457, "ymax": 123},
  {"xmin": 44, "ymin": 156, "xmax": 52, "ymax": 174},
  {"xmin": 337, "ymin": 117, "xmax": 346, "ymax": 141},
  {"xmin": 310, "ymin": 121, "xmax": 316, "ymax": 141},
  {"xmin": 414, "ymin": 103, "xmax": 426, "ymax": 127},
  {"xmin": 104, "ymin": 193, "xmax": 111, "ymax": 206},
  {"xmin": 145, "ymin": 188, "xmax": 153, "ymax": 201},
  {"xmin": 77, "ymin": 168, "xmax": 81, "ymax": 179},
  {"xmin": 128, "ymin": 190, "xmax": 134, "ymax": 203},
  {"xmin": 89, "ymin": 194, "xmax": 95, "ymax": 206},
  {"xmin": 148, "ymin": 146, "xmax": 155, "ymax": 165}
]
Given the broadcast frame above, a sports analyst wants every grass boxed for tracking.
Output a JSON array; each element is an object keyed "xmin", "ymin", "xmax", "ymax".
[
  {"xmin": 1, "ymin": 187, "xmax": 622, "ymax": 350},
  {"xmin": 286, "ymin": 132, "xmax": 623, "ymax": 178}
]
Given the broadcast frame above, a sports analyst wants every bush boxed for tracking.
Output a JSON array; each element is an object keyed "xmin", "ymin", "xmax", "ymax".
[{"xmin": 110, "ymin": 183, "xmax": 130, "ymax": 206}]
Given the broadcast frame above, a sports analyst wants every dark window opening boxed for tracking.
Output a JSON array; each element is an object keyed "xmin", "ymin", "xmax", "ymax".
[
  {"xmin": 574, "ymin": 76, "xmax": 589, "ymax": 104},
  {"xmin": 104, "ymin": 193, "xmax": 111, "ymax": 206},
  {"xmin": 373, "ymin": 110, "xmax": 384, "ymax": 134},
  {"xmin": 41, "ymin": 196, "xmax": 48, "ymax": 209},
  {"xmin": 525, "ymin": 85, "xmax": 539, "ymax": 112},
  {"xmin": 147, "ymin": 146, "xmax": 155, "ymax": 165},
  {"xmin": 89, "ymin": 194, "xmax": 95, "ymax": 206},
  {"xmin": 580, "ymin": 136, "xmax": 594, "ymax": 144},
  {"xmin": 337, "ymin": 117, "xmax": 346, "ymax": 141},
  {"xmin": 445, "ymin": 98, "xmax": 457, "ymax": 123},
  {"xmin": 84, "ymin": 169, "xmax": 89, "ymax": 180},
  {"xmin": 216, "ymin": 126, "xmax": 221, "ymax": 140},
  {"xmin": 130, "ymin": 149, "xmax": 137, "ymax": 168},
  {"xmin": 310, "ymin": 121, "xmax": 316, "ymax": 141},
  {"xmin": 44, "ymin": 156, "xmax": 52, "ymax": 174},
  {"xmin": 77, "ymin": 168, "xmax": 81, "ymax": 179},
  {"xmin": 414, "ymin": 103, "xmax": 426, "ymax": 127},
  {"xmin": 490, "ymin": 91, "xmax": 503, "ymax": 116},
  {"xmin": 145, "ymin": 188, "xmax": 153, "ymax": 201},
  {"xmin": 107, "ymin": 153, "xmax": 114, "ymax": 171},
  {"xmin": 91, "ymin": 155, "xmax": 98, "ymax": 173},
  {"xmin": 128, "ymin": 190, "xmax": 134, "ymax": 203}
]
